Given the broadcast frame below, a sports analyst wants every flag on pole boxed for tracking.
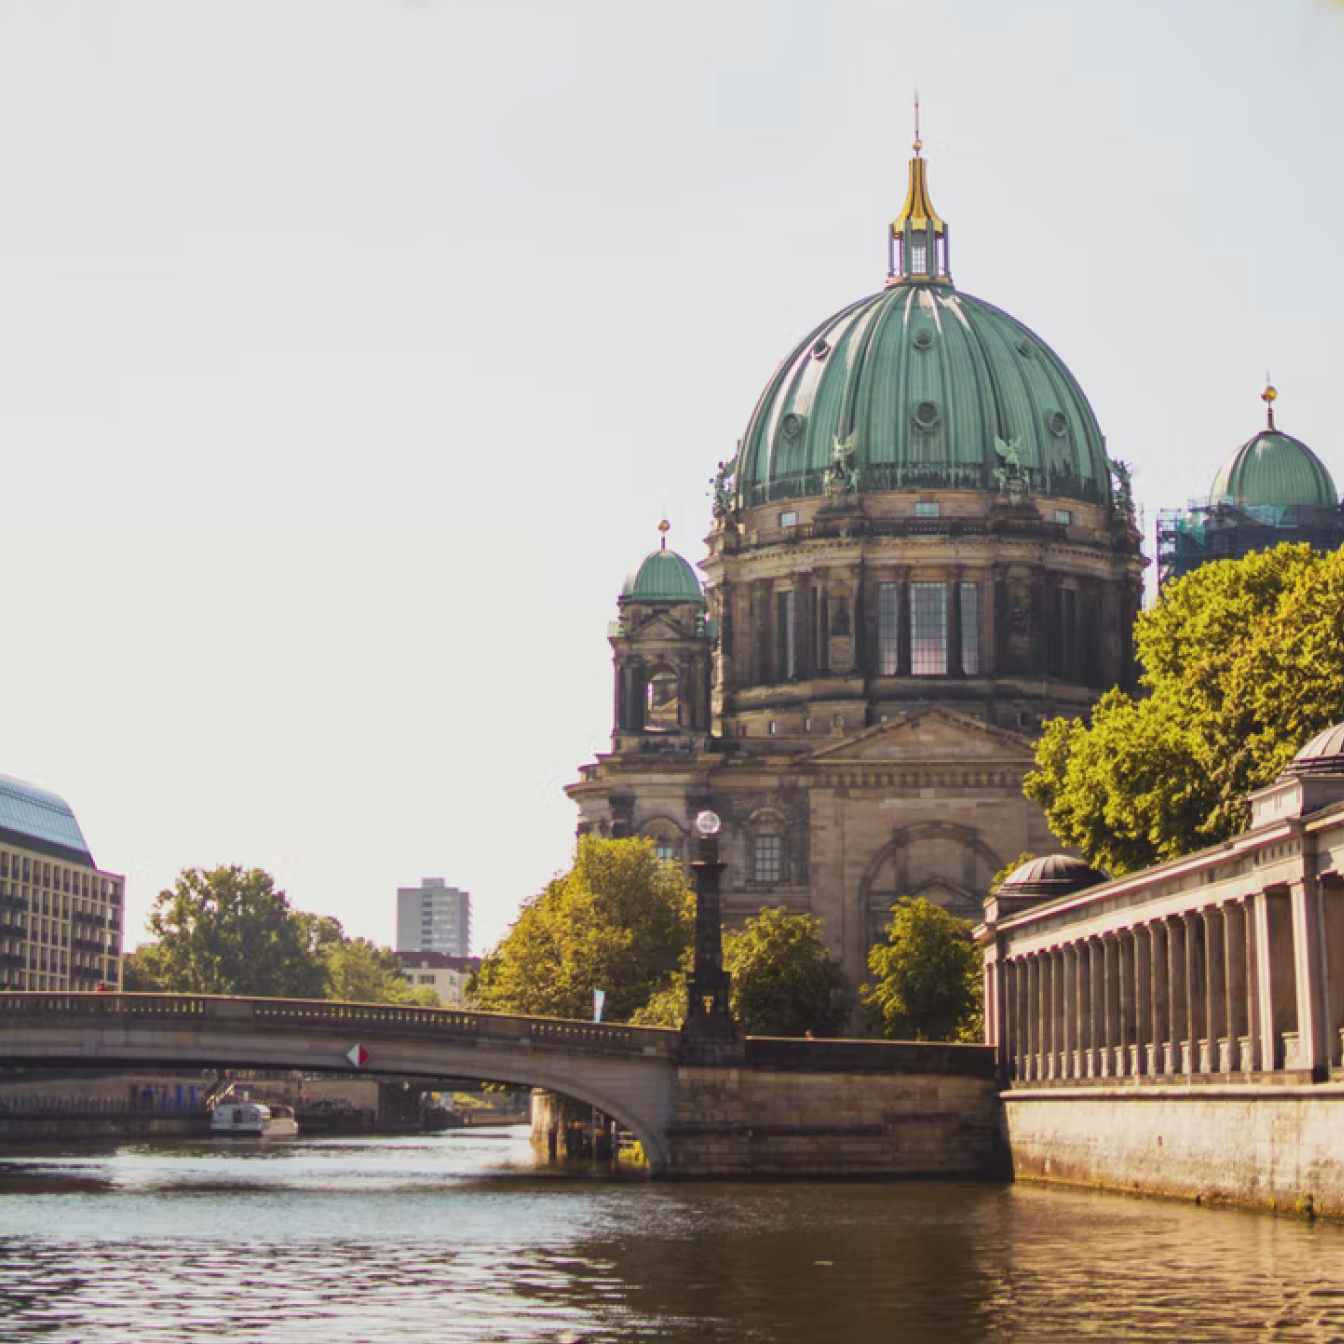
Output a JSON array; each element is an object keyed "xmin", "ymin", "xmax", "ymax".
[{"xmin": 592, "ymin": 989, "xmax": 606, "ymax": 1023}]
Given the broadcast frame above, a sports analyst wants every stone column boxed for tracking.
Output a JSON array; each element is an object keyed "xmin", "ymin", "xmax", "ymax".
[
  {"xmin": 948, "ymin": 569, "xmax": 964, "ymax": 678},
  {"xmin": 1254, "ymin": 887, "xmax": 1299, "ymax": 1071},
  {"xmin": 1117, "ymin": 932, "xmax": 1135, "ymax": 1076},
  {"xmin": 1322, "ymin": 875, "xmax": 1344, "ymax": 1070},
  {"xmin": 1205, "ymin": 907, "xmax": 1228, "ymax": 1073},
  {"xmin": 1289, "ymin": 875, "xmax": 1330, "ymax": 1078},
  {"xmin": 1243, "ymin": 896, "xmax": 1262, "ymax": 1072},
  {"xmin": 1074, "ymin": 939, "xmax": 1090, "ymax": 1077},
  {"xmin": 1134, "ymin": 925, "xmax": 1152, "ymax": 1076},
  {"xmin": 1223, "ymin": 900, "xmax": 1249, "ymax": 1072},
  {"xmin": 1026, "ymin": 955, "xmax": 1040, "ymax": 1082},
  {"xmin": 1062, "ymin": 944, "xmax": 1076, "ymax": 1080},
  {"xmin": 1149, "ymin": 921, "xmax": 1168, "ymax": 1075},
  {"xmin": 1185, "ymin": 912, "xmax": 1207, "ymax": 1075},
  {"xmin": 1166, "ymin": 917, "xmax": 1187, "ymax": 1075},
  {"xmin": 1101, "ymin": 936, "xmax": 1119, "ymax": 1076},
  {"xmin": 1089, "ymin": 938, "xmax": 1106, "ymax": 1078}
]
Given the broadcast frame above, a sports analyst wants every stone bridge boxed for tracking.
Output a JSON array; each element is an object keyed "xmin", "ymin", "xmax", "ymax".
[{"xmin": 0, "ymin": 993, "xmax": 1003, "ymax": 1179}]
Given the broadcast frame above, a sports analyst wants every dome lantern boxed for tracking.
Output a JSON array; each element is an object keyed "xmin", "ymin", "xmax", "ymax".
[{"xmin": 888, "ymin": 99, "xmax": 950, "ymax": 285}]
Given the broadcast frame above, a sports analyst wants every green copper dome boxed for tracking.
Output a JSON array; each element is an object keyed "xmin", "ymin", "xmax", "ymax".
[
  {"xmin": 1209, "ymin": 431, "xmax": 1337, "ymax": 510},
  {"xmin": 736, "ymin": 281, "xmax": 1111, "ymax": 508},
  {"xmin": 620, "ymin": 545, "xmax": 705, "ymax": 606}
]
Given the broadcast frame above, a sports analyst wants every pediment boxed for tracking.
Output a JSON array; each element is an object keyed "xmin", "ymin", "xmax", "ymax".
[
  {"xmin": 804, "ymin": 705, "xmax": 1035, "ymax": 765},
  {"xmin": 625, "ymin": 613, "xmax": 689, "ymax": 643}
]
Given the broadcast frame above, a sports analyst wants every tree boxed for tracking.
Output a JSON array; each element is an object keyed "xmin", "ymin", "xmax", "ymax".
[
  {"xmin": 861, "ymin": 897, "xmax": 981, "ymax": 1042},
  {"xmin": 325, "ymin": 937, "xmax": 439, "ymax": 1006},
  {"xmin": 1026, "ymin": 544, "xmax": 1344, "ymax": 874},
  {"xmin": 634, "ymin": 907, "xmax": 849, "ymax": 1036},
  {"xmin": 470, "ymin": 836, "xmax": 693, "ymax": 1023},
  {"xmin": 724, "ymin": 907, "xmax": 848, "ymax": 1036},
  {"xmin": 146, "ymin": 866, "xmax": 328, "ymax": 998},
  {"xmin": 121, "ymin": 942, "xmax": 171, "ymax": 992}
]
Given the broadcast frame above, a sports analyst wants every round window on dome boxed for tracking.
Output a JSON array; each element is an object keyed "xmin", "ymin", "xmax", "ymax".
[
  {"xmin": 811, "ymin": 338, "xmax": 830, "ymax": 360},
  {"xmin": 1016, "ymin": 337, "xmax": 1033, "ymax": 358},
  {"xmin": 1048, "ymin": 411, "xmax": 1069, "ymax": 438},
  {"xmin": 779, "ymin": 412, "xmax": 806, "ymax": 440},
  {"xmin": 912, "ymin": 327, "xmax": 934, "ymax": 350},
  {"xmin": 911, "ymin": 401, "xmax": 942, "ymax": 433}
]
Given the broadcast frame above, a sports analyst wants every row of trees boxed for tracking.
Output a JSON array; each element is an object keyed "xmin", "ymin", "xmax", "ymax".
[
  {"xmin": 126, "ymin": 843, "xmax": 982, "ymax": 1039},
  {"xmin": 125, "ymin": 866, "xmax": 434, "ymax": 1005},
  {"xmin": 471, "ymin": 835, "xmax": 981, "ymax": 1041}
]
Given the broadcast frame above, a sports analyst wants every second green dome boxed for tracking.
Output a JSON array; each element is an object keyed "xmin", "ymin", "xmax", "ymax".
[
  {"xmin": 620, "ymin": 547, "xmax": 705, "ymax": 606},
  {"xmin": 1208, "ymin": 430, "xmax": 1337, "ymax": 510}
]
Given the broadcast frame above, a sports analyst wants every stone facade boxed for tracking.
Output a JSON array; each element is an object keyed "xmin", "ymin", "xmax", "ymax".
[{"xmin": 571, "ymin": 701, "xmax": 1062, "ymax": 994}]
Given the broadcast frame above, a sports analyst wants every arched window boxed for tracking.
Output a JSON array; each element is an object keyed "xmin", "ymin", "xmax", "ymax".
[
  {"xmin": 643, "ymin": 664, "xmax": 680, "ymax": 732},
  {"xmin": 641, "ymin": 820, "xmax": 686, "ymax": 870}
]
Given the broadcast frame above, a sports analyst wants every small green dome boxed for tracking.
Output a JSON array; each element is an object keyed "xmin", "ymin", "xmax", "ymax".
[
  {"xmin": 736, "ymin": 280, "xmax": 1111, "ymax": 508},
  {"xmin": 620, "ymin": 546, "xmax": 705, "ymax": 606},
  {"xmin": 1209, "ymin": 430, "xmax": 1337, "ymax": 510}
]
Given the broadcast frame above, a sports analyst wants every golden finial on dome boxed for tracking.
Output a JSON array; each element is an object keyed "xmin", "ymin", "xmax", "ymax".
[
  {"xmin": 913, "ymin": 92, "xmax": 922, "ymax": 155},
  {"xmin": 1262, "ymin": 375, "xmax": 1277, "ymax": 431},
  {"xmin": 658, "ymin": 518, "xmax": 670, "ymax": 550}
]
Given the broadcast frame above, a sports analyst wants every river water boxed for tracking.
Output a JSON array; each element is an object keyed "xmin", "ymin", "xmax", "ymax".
[{"xmin": 3, "ymin": 1127, "xmax": 1344, "ymax": 1343}]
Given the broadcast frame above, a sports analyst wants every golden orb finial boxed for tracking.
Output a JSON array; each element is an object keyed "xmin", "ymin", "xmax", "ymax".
[
  {"xmin": 1262, "ymin": 375, "xmax": 1278, "ymax": 430},
  {"xmin": 658, "ymin": 518, "xmax": 670, "ymax": 549},
  {"xmin": 913, "ymin": 92, "xmax": 922, "ymax": 155}
]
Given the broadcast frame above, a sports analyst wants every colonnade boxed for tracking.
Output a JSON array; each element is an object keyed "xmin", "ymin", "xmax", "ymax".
[{"xmin": 997, "ymin": 880, "xmax": 1344, "ymax": 1083}]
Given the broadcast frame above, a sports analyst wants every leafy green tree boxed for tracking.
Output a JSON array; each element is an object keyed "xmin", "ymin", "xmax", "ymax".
[
  {"xmin": 146, "ymin": 866, "xmax": 328, "ymax": 998},
  {"xmin": 325, "ymin": 937, "xmax": 439, "ymax": 1006},
  {"xmin": 470, "ymin": 836, "xmax": 693, "ymax": 1022},
  {"xmin": 861, "ymin": 897, "xmax": 981, "ymax": 1042},
  {"xmin": 725, "ymin": 907, "xmax": 848, "ymax": 1036},
  {"xmin": 121, "ymin": 942, "xmax": 170, "ymax": 992},
  {"xmin": 1026, "ymin": 545, "xmax": 1344, "ymax": 874},
  {"xmin": 633, "ymin": 907, "xmax": 849, "ymax": 1036}
]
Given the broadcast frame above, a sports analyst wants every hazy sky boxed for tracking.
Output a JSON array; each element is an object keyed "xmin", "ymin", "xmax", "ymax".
[{"xmin": 2, "ymin": 0, "xmax": 1342, "ymax": 955}]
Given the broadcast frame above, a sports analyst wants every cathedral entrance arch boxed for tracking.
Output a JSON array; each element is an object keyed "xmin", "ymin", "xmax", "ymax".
[{"xmin": 860, "ymin": 822, "xmax": 1003, "ymax": 943}]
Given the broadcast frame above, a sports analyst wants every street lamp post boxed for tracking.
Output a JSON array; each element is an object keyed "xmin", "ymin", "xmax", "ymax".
[{"xmin": 681, "ymin": 811, "xmax": 743, "ymax": 1063}]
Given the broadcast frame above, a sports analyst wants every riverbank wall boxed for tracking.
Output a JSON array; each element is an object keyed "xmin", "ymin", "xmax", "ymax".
[
  {"xmin": 1003, "ymin": 1084, "xmax": 1344, "ymax": 1216},
  {"xmin": 533, "ymin": 1039, "xmax": 1007, "ymax": 1178}
]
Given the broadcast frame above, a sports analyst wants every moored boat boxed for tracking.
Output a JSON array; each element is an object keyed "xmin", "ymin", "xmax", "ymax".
[{"xmin": 210, "ymin": 1101, "xmax": 299, "ymax": 1138}]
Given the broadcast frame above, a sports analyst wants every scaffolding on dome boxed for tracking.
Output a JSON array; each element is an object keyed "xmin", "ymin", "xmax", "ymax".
[{"xmin": 1156, "ymin": 499, "xmax": 1344, "ymax": 592}]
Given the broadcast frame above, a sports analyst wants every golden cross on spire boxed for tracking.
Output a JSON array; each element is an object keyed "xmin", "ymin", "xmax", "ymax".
[{"xmin": 913, "ymin": 92, "xmax": 922, "ymax": 155}]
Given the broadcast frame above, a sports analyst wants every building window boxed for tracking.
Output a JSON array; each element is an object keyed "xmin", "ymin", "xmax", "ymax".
[
  {"xmin": 753, "ymin": 835, "xmax": 782, "ymax": 884},
  {"xmin": 780, "ymin": 510, "xmax": 798, "ymax": 527},
  {"xmin": 909, "ymin": 238, "xmax": 927, "ymax": 273},
  {"xmin": 653, "ymin": 839, "xmax": 678, "ymax": 865},
  {"xmin": 910, "ymin": 582, "xmax": 948, "ymax": 675},
  {"xmin": 960, "ymin": 582, "xmax": 981, "ymax": 676},
  {"xmin": 644, "ymin": 665, "xmax": 680, "ymax": 731},
  {"xmin": 877, "ymin": 582, "xmax": 899, "ymax": 675},
  {"xmin": 1054, "ymin": 509, "xmax": 1073, "ymax": 525},
  {"xmin": 915, "ymin": 501, "xmax": 940, "ymax": 518}
]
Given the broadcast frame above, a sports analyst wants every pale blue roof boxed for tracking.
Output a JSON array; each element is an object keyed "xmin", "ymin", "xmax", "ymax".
[{"xmin": 0, "ymin": 772, "xmax": 94, "ymax": 866}]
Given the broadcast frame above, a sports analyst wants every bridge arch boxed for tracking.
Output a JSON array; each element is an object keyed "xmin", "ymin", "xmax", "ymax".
[{"xmin": 0, "ymin": 995, "xmax": 681, "ymax": 1174}]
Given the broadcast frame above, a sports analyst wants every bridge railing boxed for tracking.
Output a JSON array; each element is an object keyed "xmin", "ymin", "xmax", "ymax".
[{"xmin": 0, "ymin": 993, "xmax": 682, "ymax": 1059}]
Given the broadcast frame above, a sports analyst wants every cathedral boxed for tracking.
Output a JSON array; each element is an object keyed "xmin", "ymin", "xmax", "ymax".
[{"xmin": 567, "ymin": 135, "xmax": 1146, "ymax": 995}]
